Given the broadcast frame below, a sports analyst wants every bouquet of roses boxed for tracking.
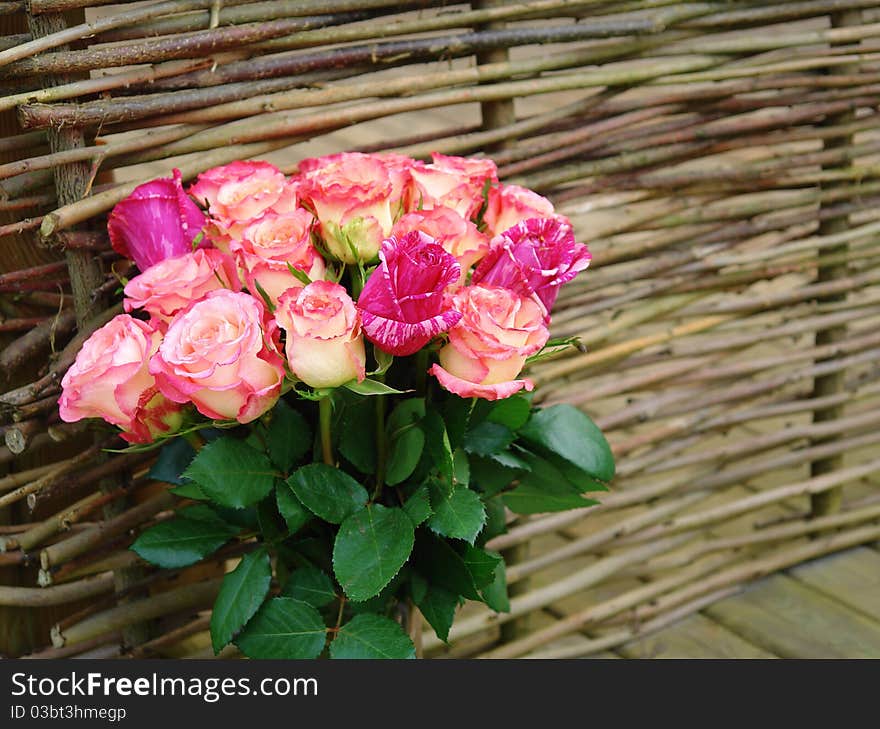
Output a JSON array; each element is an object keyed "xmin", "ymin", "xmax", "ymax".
[{"xmin": 57, "ymin": 152, "xmax": 613, "ymax": 659}]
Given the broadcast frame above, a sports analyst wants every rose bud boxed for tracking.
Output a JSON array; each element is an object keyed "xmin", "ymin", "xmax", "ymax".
[
  {"xmin": 108, "ymin": 169, "xmax": 208, "ymax": 273},
  {"xmin": 392, "ymin": 207, "xmax": 489, "ymax": 288},
  {"xmin": 59, "ymin": 315, "xmax": 183, "ymax": 443},
  {"xmin": 150, "ymin": 290, "xmax": 284, "ymax": 423},
  {"xmin": 123, "ymin": 248, "xmax": 241, "ymax": 330},
  {"xmin": 409, "ymin": 153, "xmax": 497, "ymax": 219},
  {"xmin": 297, "ymin": 152, "xmax": 412, "ymax": 264},
  {"xmin": 275, "ymin": 281, "xmax": 366, "ymax": 389},
  {"xmin": 473, "ymin": 217, "xmax": 591, "ymax": 316},
  {"xmin": 482, "ymin": 183, "xmax": 563, "ymax": 237},
  {"xmin": 429, "ymin": 284, "xmax": 549, "ymax": 401},
  {"xmin": 357, "ymin": 231, "xmax": 462, "ymax": 357},
  {"xmin": 233, "ymin": 209, "xmax": 325, "ymax": 304},
  {"xmin": 189, "ymin": 160, "xmax": 297, "ymax": 249}
]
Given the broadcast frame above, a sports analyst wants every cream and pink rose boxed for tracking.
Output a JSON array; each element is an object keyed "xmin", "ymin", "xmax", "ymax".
[
  {"xmin": 233, "ymin": 209, "xmax": 325, "ymax": 304},
  {"xmin": 429, "ymin": 284, "xmax": 549, "ymax": 401},
  {"xmin": 59, "ymin": 315, "xmax": 183, "ymax": 443},
  {"xmin": 409, "ymin": 153, "xmax": 497, "ymax": 219},
  {"xmin": 297, "ymin": 152, "xmax": 412, "ymax": 263},
  {"xmin": 150, "ymin": 290, "xmax": 284, "ymax": 423},
  {"xmin": 123, "ymin": 248, "xmax": 241, "ymax": 329},
  {"xmin": 189, "ymin": 160, "xmax": 298, "ymax": 249},
  {"xmin": 392, "ymin": 207, "xmax": 489, "ymax": 288},
  {"xmin": 483, "ymin": 183, "xmax": 564, "ymax": 237},
  {"xmin": 275, "ymin": 281, "xmax": 365, "ymax": 389}
]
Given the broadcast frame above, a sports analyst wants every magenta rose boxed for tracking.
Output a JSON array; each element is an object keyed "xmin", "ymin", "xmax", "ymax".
[
  {"xmin": 409, "ymin": 153, "xmax": 497, "ymax": 219},
  {"xmin": 482, "ymin": 183, "xmax": 561, "ymax": 237},
  {"xmin": 150, "ymin": 290, "xmax": 284, "ymax": 423},
  {"xmin": 123, "ymin": 248, "xmax": 241, "ymax": 329},
  {"xmin": 392, "ymin": 207, "xmax": 489, "ymax": 288},
  {"xmin": 189, "ymin": 160, "xmax": 297, "ymax": 250},
  {"xmin": 59, "ymin": 315, "xmax": 183, "ymax": 443},
  {"xmin": 429, "ymin": 284, "xmax": 549, "ymax": 401},
  {"xmin": 232, "ymin": 209, "xmax": 325, "ymax": 304},
  {"xmin": 472, "ymin": 217, "xmax": 591, "ymax": 315},
  {"xmin": 275, "ymin": 281, "xmax": 365, "ymax": 389},
  {"xmin": 108, "ymin": 169, "xmax": 208, "ymax": 273},
  {"xmin": 297, "ymin": 152, "xmax": 412, "ymax": 263},
  {"xmin": 357, "ymin": 231, "xmax": 462, "ymax": 357}
]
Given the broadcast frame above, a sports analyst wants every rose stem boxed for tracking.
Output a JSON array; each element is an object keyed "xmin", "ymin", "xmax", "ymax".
[{"xmin": 319, "ymin": 396, "xmax": 333, "ymax": 466}]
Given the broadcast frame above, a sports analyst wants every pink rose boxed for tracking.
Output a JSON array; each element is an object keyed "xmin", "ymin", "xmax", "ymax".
[
  {"xmin": 483, "ymin": 183, "xmax": 561, "ymax": 237},
  {"xmin": 473, "ymin": 217, "xmax": 590, "ymax": 315},
  {"xmin": 189, "ymin": 161, "xmax": 297, "ymax": 249},
  {"xmin": 233, "ymin": 209, "xmax": 325, "ymax": 304},
  {"xmin": 429, "ymin": 284, "xmax": 549, "ymax": 401},
  {"xmin": 123, "ymin": 248, "xmax": 241, "ymax": 329},
  {"xmin": 59, "ymin": 315, "xmax": 183, "ymax": 443},
  {"xmin": 392, "ymin": 207, "xmax": 489, "ymax": 288},
  {"xmin": 150, "ymin": 290, "xmax": 284, "ymax": 423},
  {"xmin": 275, "ymin": 281, "xmax": 365, "ymax": 389},
  {"xmin": 357, "ymin": 231, "xmax": 462, "ymax": 357},
  {"xmin": 108, "ymin": 169, "xmax": 208, "ymax": 273},
  {"xmin": 297, "ymin": 152, "xmax": 412, "ymax": 263},
  {"xmin": 409, "ymin": 153, "xmax": 497, "ymax": 219}
]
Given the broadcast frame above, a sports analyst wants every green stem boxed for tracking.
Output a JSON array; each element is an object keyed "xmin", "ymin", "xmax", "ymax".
[{"xmin": 319, "ymin": 396, "xmax": 333, "ymax": 466}]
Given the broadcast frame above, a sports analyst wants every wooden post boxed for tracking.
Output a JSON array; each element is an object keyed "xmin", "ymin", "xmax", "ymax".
[
  {"xmin": 26, "ymin": 9, "xmax": 149, "ymax": 648},
  {"xmin": 809, "ymin": 9, "xmax": 863, "ymax": 519}
]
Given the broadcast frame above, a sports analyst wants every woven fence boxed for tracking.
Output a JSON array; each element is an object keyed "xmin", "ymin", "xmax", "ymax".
[{"xmin": 1, "ymin": 0, "xmax": 879, "ymax": 658}]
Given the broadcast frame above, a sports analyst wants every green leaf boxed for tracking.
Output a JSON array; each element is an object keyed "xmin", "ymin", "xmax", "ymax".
[
  {"xmin": 333, "ymin": 505, "xmax": 414, "ymax": 601},
  {"xmin": 402, "ymin": 484, "xmax": 432, "ymax": 526},
  {"xmin": 462, "ymin": 544, "xmax": 501, "ymax": 589},
  {"xmin": 339, "ymin": 399, "xmax": 377, "ymax": 475},
  {"xmin": 168, "ymin": 481, "xmax": 208, "ymax": 499},
  {"xmin": 282, "ymin": 566, "xmax": 337, "ymax": 608},
  {"xmin": 329, "ymin": 614, "xmax": 415, "ymax": 659},
  {"xmin": 480, "ymin": 495, "xmax": 508, "ymax": 543},
  {"xmin": 464, "ymin": 420, "xmax": 515, "ymax": 457},
  {"xmin": 386, "ymin": 398, "xmax": 425, "ymax": 437},
  {"xmin": 504, "ymin": 480, "xmax": 598, "ymax": 514},
  {"xmin": 286, "ymin": 261, "xmax": 313, "ymax": 286},
  {"xmin": 287, "ymin": 463, "xmax": 368, "ymax": 524},
  {"xmin": 344, "ymin": 378, "xmax": 410, "ymax": 396},
  {"xmin": 415, "ymin": 585, "xmax": 458, "ymax": 643},
  {"xmin": 469, "ymin": 456, "xmax": 520, "ymax": 497},
  {"xmin": 487, "ymin": 395, "xmax": 531, "ymax": 431},
  {"xmin": 428, "ymin": 487, "xmax": 486, "ymax": 545},
  {"xmin": 210, "ymin": 548, "xmax": 272, "ymax": 654},
  {"xmin": 256, "ymin": 495, "xmax": 286, "ymax": 544},
  {"xmin": 275, "ymin": 482, "xmax": 311, "ymax": 534},
  {"xmin": 453, "ymin": 448, "xmax": 470, "ymax": 487},
  {"xmin": 183, "ymin": 437, "xmax": 278, "ymax": 509},
  {"xmin": 131, "ymin": 512, "xmax": 238, "ymax": 568},
  {"xmin": 385, "ymin": 426, "xmax": 425, "ymax": 486},
  {"xmin": 519, "ymin": 405, "xmax": 615, "ymax": 482},
  {"xmin": 234, "ymin": 598, "xmax": 326, "ymax": 659},
  {"xmin": 251, "ymin": 278, "xmax": 276, "ymax": 313},
  {"xmin": 264, "ymin": 400, "xmax": 311, "ymax": 472},
  {"xmin": 413, "ymin": 534, "xmax": 480, "ymax": 601},
  {"xmin": 441, "ymin": 396, "xmax": 473, "ymax": 450},
  {"xmin": 421, "ymin": 410, "xmax": 454, "ymax": 488},
  {"xmin": 149, "ymin": 438, "xmax": 195, "ymax": 485},
  {"xmin": 479, "ymin": 553, "xmax": 510, "ymax": 613},
  {"xmin": 369, "ymin": 346, "xmax": 393, "ymax": 376}
]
